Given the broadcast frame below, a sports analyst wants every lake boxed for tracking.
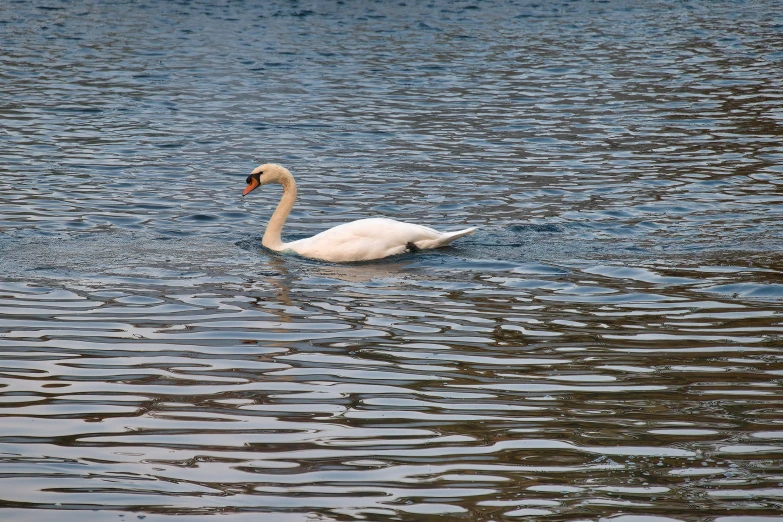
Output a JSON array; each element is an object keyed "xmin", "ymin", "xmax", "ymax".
[{"xmin": 1, "ymin": 0, "xmax": 783, "ymax": 520}]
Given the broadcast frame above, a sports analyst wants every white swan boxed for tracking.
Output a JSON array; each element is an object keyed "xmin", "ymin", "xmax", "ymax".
[{"xmin": 242, "ymin": 164, "xmax": 476, "ymax": 262}]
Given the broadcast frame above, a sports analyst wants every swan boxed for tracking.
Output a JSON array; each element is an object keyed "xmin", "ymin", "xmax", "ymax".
[{"xmin": 242, "ymin": 164, "xmax": 476, "ymax": 262}]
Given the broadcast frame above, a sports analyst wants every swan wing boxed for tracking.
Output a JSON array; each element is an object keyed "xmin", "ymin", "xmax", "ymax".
[{"xmin": 284, "ymin": 218, "xmax": 473, "ymax": 262}]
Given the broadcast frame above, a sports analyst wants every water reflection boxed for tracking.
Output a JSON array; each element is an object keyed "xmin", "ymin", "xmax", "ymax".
[{"xmin": 2, "ymin": 248, "xmax": 781, "ymax": 518}]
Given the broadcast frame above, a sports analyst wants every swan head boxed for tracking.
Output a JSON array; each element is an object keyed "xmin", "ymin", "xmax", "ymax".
[{"xmin": 243, "ymin": 163, "xmax": 291, "ymax": 196}]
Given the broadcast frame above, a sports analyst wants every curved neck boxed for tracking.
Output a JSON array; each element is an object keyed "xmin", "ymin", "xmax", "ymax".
[{"xmin": 262, "ymin": 172, "xmax": 297, "ymax": 251}]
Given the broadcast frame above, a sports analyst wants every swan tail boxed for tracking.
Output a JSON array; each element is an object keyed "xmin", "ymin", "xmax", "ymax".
[{"xmin": 416, "ymin": 227, "xmax": 476, "ymax": 249}]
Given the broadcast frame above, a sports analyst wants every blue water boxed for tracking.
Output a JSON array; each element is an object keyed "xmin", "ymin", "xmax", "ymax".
[{"xmin": 2, "ymin": 0, "xmax": 783, "ymax": 520}]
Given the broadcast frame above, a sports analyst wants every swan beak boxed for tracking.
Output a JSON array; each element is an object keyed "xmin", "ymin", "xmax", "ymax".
[{"xmin": 243, "ymin": 178, "xmax": 260, "ymax": 196}]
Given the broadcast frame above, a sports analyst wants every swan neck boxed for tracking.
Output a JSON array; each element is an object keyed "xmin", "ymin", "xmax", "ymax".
[{"xmin": 262, "ymin": 173, "xmax": 297, "ymax": 251}]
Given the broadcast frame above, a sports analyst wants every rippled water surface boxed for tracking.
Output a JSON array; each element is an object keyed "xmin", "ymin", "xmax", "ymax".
[{"xmin": 2, "ymin": 0, "xmax": 783, "ymax": 520}]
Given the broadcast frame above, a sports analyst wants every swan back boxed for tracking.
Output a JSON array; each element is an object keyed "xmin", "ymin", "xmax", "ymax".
[{"xmin": 284, "ymin": 218, "xmax": 474, "ymax": 262}]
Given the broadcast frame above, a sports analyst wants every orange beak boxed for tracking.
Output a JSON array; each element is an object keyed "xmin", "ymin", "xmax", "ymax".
[{"xmin": 243, "ymin": 177, "xmax": 260, "ymax": 196}]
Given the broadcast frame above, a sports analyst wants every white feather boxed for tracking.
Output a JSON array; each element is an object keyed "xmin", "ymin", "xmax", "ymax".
[{"xmin": 243, "ymin": 164, "xmax": 476, "ymax": 262}]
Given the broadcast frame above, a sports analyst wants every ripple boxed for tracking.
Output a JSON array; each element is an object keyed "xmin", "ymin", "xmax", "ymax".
[{"xmin": 2, "ymin": 0, "xmax": 783, "ymax": 519}]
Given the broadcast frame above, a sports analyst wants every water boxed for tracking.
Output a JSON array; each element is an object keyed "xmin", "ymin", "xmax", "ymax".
[{"xmin": 2, "ymin": 0, "xmax": 783, "ymax": 520}]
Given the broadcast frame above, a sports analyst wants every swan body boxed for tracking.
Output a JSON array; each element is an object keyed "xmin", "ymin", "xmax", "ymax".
[{"xmin": 242, "ymin": 164, "xmax": 476, "ymax": 262}]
